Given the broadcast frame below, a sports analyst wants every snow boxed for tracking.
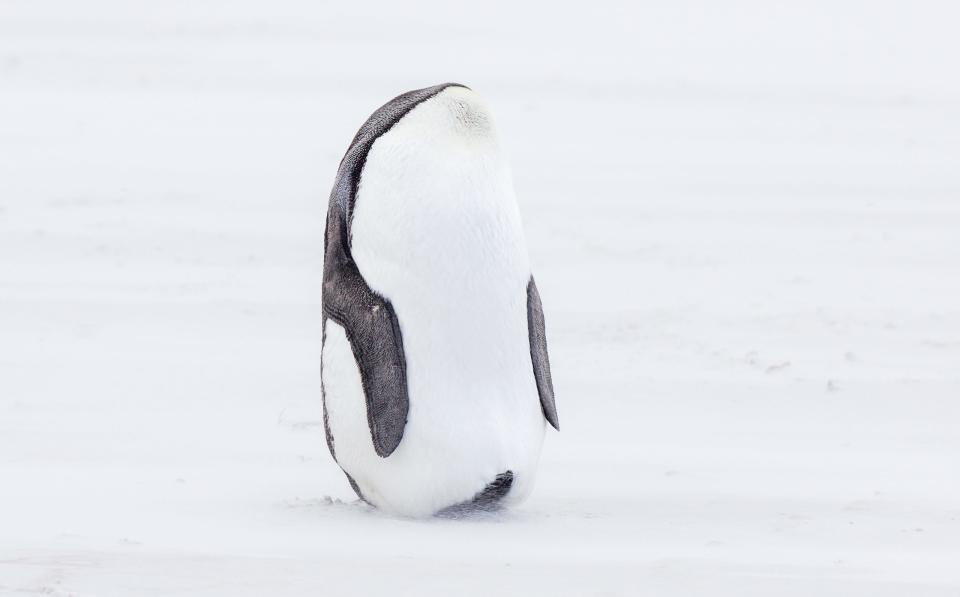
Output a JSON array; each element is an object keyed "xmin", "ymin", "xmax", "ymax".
[{"xmin": 1, "ymin": 1, "xmax": 959, "ymax": 595}]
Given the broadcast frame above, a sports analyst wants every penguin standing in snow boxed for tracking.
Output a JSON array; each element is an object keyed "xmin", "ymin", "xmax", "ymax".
[{"xmin": 321, "ymin": 83, "xmax": 558, "ymax": 517}]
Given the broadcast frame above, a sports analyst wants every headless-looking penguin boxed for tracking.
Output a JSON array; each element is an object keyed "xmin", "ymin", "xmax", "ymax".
[{"xmin": 321, "ymin": 83, "xmax": 558, "ymax": 517}]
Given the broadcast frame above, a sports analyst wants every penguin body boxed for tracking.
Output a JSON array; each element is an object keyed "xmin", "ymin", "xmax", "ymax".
[{"xmin": 321, "ymin": 84, "xmax": 558, "ymax": 517}]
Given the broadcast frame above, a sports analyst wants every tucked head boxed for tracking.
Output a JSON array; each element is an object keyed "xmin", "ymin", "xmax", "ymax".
[{"xmin": 366, "ymin": 85, "xmax": 502, "ymax": 166}]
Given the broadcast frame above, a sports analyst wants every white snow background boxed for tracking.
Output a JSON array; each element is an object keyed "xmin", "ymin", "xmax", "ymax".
[{"xmin": 1, "ymin": 1, "xmax": 959, "ymax": 595}]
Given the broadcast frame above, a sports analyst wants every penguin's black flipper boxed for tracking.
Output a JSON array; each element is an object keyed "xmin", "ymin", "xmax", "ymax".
[
  {"xmin": 527, "ymin": 277, "xmax": 559, "ymax": 430},
  {"xmin": 323, "ymin": 199, "xmax": 409, "ymax": 458}
]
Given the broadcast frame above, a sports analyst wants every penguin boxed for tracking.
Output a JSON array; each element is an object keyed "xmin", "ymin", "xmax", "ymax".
[{"xmin": 321, "ymin": 83, "xmax": 558, "ymax": 517}]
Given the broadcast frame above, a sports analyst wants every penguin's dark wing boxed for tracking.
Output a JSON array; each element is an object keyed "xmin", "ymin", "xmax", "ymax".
[
  {"xmin": 322, "ymin": 224, "xmax": 407, "ymax": 457},
  {"xmin": 527, "ymin": 277, "xmax": 559, "ymax": 430},
  {"xmin": 323, "ymin": 83, "xmax": 467, "ymax": 457}
]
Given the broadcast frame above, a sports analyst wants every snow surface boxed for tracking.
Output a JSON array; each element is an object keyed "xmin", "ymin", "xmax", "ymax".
[{"xmin": 2, "ymin": 1, "xmax": 959, "ymax": 595}]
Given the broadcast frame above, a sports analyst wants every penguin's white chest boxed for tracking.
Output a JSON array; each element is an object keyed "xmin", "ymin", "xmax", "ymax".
[{"xmin": 321, "ymin": 86, "xmax": 548, "ymax": 517}]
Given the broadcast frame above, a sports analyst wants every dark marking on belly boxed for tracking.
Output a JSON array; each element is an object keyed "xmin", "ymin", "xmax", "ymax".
[{"xmin": 435, "ymin": 471, "xmax": 514, "ymax": 518}]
